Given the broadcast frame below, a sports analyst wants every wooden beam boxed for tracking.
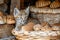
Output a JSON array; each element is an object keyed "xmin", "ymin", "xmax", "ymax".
[{"xmin": 10, "ymin": 0, "xmax": 25, "ymax": 14}]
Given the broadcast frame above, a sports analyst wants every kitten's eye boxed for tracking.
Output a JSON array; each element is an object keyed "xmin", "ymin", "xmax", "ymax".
[{"xmin": 23, "ymin": 20, "xmax": 25, "ymax": 22}]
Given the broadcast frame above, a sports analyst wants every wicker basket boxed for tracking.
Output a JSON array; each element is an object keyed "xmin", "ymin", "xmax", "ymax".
[
  {"xmin": 0, "ymin": 36, "xmax": 16, "ymax": 40},
  {"xmin": 16, "ymin": 36, "xmax": 60, "ymax": 40},
  {"xmin": 0, "ymin": 24, "xmax": 14, "ymax": 38},
  {"xmin": 12, "ymin": 29, "xmax": 60, "ymax": 40},
  {"xmin": 30, "ymin": 6, "xmax": 60, "ymax": 25}
]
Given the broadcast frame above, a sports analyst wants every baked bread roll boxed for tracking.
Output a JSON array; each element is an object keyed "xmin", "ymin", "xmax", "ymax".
[
  {"xmin": 0, "ymin": 11, "xmax": 6, "ymax": 24},
  {"xmin": 0, "ymin": 16, "xmax": 5, "ymax": 24},
  {"xmin": 3, "ymin": 16, "xmax": 6, "ymax": 23},
  {"xmin": 36, "ymin": 0, "xmax": 51, "ymax": 8},
  {"xmin": 22, "ymin": 22, "xmax": 35, "ymax": 31},
  {"xmin": 7, "ymin": 15, "xmax": 15, "ymax": 24},
  {"xmin": 50, "ymin": 0, "xmax": 60, "ymax": 8},
  {"xmin": 52, "ymin": 23, "xmax": 60, "ymax": 30}
]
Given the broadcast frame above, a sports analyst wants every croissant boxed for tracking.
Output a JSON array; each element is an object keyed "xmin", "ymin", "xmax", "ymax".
[
  {"xmin": 0, "ymin": 11, "xmax": 6, "ymax": 24},
  {"xmin": 36, "ymin": 0, "xmax": 51, "ymax": 8},
  {"xmin": 50, "ymin": 0, "xmax": 60, "ymax": 8},
  {"xmin": 6, "ymin": 15, "xmax": 15, "ymax": 24}
]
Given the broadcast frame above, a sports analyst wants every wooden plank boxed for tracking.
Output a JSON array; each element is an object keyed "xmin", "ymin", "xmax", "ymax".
[
  {"xmin": 0, "ymin": 0, "xmax": 4, "ymax": 4},
  {"xmin": 10, "ymin": 0, "xmax": 25, "ymax": 14}
]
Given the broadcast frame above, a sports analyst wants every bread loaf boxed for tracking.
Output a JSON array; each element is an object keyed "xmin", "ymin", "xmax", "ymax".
[
  {"xmin": 6, "ymin": 15, "xmax": 15, "ymax": 24},
  {"xmin": 50, "ymin": 0, "xmax": 60, "ymax": 8},
  {"xmin": 36, "ymin": 0, "xmax": 51, "ymax": 8},
  {"xmin": 0, "ymin": 11, "xmax": 6, "ymax": 24}
]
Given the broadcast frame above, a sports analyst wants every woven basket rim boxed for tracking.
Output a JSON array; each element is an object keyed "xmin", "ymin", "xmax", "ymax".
[
  {"xmin": 16, "ymin": 35, "xmax": 60, "ymax": 40},
  {"xmin": 12, "ymin": 29, "xmax": 60, "ymax": 37},
  {"xmin": 30, "ymin": 6, "xmax": 60, "ymax": 14},
  {"xmin": 0, "ymin": 36, "xmax": 15, "ymax": 40}
]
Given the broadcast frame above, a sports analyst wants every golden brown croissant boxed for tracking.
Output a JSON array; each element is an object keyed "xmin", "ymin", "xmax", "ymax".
[
  {"xmin": 50, "ymin": 0, "xmax": 60, "ymax": 8},
  {"xmin": 36, "ymin": 0, "xmax": 51, "ymax": 8},
  {"xmin": 6, "ymin": 15, "xmax": 15, "ymax": 24},
  {"xmin": 0, "ymin": 11, "xmax": 6, "ymax": 24}
]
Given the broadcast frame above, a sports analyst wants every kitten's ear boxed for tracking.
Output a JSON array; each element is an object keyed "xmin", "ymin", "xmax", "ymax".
[
  {"xmin": 13, "ymin": 8, "xmax": 20, "ymax": 17},
  {"xmin": 25, "ymin": 6, "xmax": 30, "ymax": 14}
]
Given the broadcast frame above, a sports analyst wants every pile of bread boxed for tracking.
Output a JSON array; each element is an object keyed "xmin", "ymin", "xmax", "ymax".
[
  {"xmin": 0, "ymin": 11, "xmax": 15, "ymax": 24},
  {"xmin": 36, "ymin": 0, "xmax": 60, "ymax": 8},
  {"xmin": 0, "ymin": 36, "xmax": 15, "ymax": 40}
]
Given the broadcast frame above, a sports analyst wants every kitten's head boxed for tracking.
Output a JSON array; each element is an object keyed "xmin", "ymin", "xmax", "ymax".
[{"xmin": 13, "ymin": 6, "xmax": 30, "ymax": 18}]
